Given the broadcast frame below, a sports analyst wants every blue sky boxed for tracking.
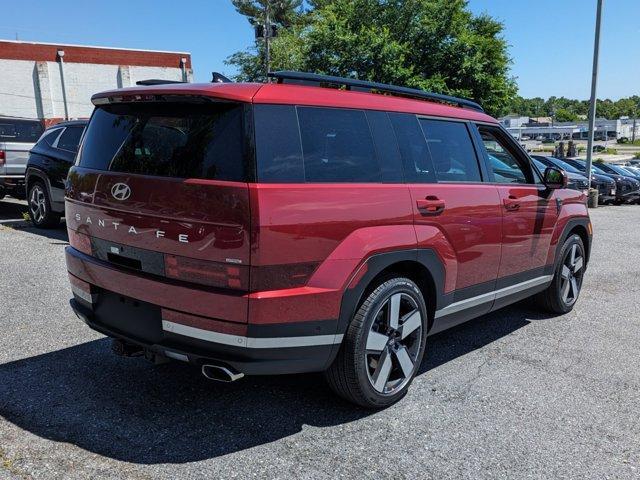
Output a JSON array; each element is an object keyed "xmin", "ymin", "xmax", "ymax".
[{"xmin": 1, "ymin": 0, "xmax": 637, "ymax": 99}]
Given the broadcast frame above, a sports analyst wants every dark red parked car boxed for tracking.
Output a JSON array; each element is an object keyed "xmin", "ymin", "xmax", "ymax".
[{"xmin": 65, "ymin": 72, "xmax": 592, "ymax": 408}]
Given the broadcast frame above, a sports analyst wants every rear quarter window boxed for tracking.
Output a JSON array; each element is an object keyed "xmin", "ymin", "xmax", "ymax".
[
  {"xmin": 255, "ymin": 105, "xmax": 386, "ymax": 183},
  {"xmin": 78, "ymin": 102, "xmax": 248, "ymax": 181}
]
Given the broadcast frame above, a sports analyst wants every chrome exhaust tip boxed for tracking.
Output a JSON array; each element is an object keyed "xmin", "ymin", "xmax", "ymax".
[{"xmin": 201, "ymin": 364, "xmax": 244, "ymax": 382}]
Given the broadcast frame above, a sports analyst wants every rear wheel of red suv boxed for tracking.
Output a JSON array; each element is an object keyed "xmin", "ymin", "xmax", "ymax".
[
  {"xmin": 325, "ymin": 277, "xmax": 428, "ymax": 408},
  {"xmin": 534, "ymin": 234, "xmax": 586, "ymax": 314}
]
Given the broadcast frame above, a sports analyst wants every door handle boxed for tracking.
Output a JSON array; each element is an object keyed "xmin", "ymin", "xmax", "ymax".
[
  {"xmin": 416, "ymin": 196, "xmax": 445, "ymax": 215},
  {"xmin": 503, "ymin": 196, "xmax": 521, "ymax": 211}
]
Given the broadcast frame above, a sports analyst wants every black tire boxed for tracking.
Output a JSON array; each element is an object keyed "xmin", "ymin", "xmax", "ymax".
[
  {"xmin": 533, "ymin": 234, "xmax": 586, "ymax": 314},
  {"xmin": 325, "ymin": 277, "xmax": 428, "ymax": 408},
  {"xmin": 28, "ymin": 181, "xmax": 61, "ymax": 228}
]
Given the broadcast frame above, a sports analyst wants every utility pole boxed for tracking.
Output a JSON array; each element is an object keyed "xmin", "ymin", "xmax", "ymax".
[
  {"xmin": 585, "ymin": 0, "xmax": 604, "ymax": 188},
  {"xmin": 264, "ymin": 1, "xmax": 271, "ymax": 80}
]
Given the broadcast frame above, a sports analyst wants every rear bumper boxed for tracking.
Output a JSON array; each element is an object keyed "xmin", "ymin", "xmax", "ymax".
[
  {"xmin": 66, "ymin": 246, "xmax": 341, "ymax": 375},
  {"xmin": 0, "ymin": 175, "xmax": 25, "ymax": 191}
]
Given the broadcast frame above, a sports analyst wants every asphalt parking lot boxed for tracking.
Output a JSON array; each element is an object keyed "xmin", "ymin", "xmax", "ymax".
[{"xmin": 0, "ymin": 198, "xmax": 639, "ymax": 479}]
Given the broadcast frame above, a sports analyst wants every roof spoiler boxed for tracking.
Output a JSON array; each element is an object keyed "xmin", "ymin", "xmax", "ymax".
[{"xmin": 268, "ymin": 71, "xmax": 484, "ymax": 112}]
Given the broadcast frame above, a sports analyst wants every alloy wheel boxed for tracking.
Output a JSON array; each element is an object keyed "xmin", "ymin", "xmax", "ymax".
[
  {"xmin": 29, "ymin": 185, "xmax": 47, "ymax": 224},
  {"xmin": 365, "ymin": 292, "xmax": 423, "ymax": 395},
  {"xmin": 560, "ymin": 243, "xmax": 584, "ymax": 306}
]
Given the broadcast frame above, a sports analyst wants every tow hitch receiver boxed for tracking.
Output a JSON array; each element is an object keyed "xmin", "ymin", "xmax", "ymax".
[{"xmin": 111, "ymin": 339, "xmax": 144, "ymax": 357}]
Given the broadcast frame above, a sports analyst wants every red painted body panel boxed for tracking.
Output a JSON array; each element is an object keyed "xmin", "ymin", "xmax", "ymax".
[
  {"xmin": 91, "ymin": 82, "xmax": 497, "ymax": 124},
  {"xmin": 66, "ymin": 254, "xmax": 248, "ymax": 323},
  {"xmin": 495, "ymin": 185, "xmax": 560, "ymax": 278},
  {"xmin": 66, "ymin": 168, "xmax": 251, "ymax": 264},
  {"xmin": 408, "ymin": 183, "xmax": 503, "ymax": 293},
  {"xmin": 252, "ymin": 84, "xmax": 497, "ymax": 123}
]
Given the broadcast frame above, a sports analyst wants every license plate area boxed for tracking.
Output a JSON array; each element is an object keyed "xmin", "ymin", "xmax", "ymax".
[
  {"xmin": 93, "ymin": 291, "xmax": 163, "ymax": 344},
  {"xmin": 91, "ymin": 237, "xmax": 165, "ymax": 276}
]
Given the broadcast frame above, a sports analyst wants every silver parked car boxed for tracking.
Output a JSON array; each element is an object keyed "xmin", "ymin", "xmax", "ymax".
[{"xmin": 0, "ymin": 117, "xmax": 44, "ymax": 200}]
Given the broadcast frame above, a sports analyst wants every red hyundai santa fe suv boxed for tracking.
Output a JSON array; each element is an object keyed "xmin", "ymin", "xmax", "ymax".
[{"xmin": 65, "ymin": 71, "xmax": 591, "ymax": 408}]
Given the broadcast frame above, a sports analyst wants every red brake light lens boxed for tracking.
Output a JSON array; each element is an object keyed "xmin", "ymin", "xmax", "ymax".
[
  {"xmin": 164, "ymin": 254, "xmax": 249, "ymax": 291},
  {"xmin": 0, "ymin": 150, "xmax": 5, "ymax": 166}
]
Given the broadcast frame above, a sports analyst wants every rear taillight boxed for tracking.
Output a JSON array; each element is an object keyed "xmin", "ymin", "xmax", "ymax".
[
  {"xmin": 0, "ymin": 150, "xmax": 5, "ymax": 167},
  {"xmin": 250, "ymin": 263, "xmax": 318, "ymax": 291},
  {"xmin": 164, "ymin": 255, "xmax": 249, "ymax": 290}
]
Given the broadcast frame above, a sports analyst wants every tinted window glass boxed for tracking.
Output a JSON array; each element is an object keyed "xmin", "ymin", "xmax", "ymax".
[
  {"xmin": 0, "ymin": 119, "xmax": 44, "ymax": 143},
  {"xmin": 254, "ymin": 105, "xmax": 304, "ymax": 182},
  {"xmin": 36, "ymin": 128, "xmax": 63, "ymax": 147},
  {"xmin": 297, "ymin": 107, "xmax": 380, "ymax": 183},
  {"xmin": 477, "ymin": 127, "xmax": 529, "ymax": 184},
  {"xmin": 79, "ymin": 103, "xmax": 246, "ymax": 181},
  {"xmin": 389, "ymin": 113, "xmax": 435, "ymax": 183},
  {"xmin": 57, "ymin": 126, "xmax": 84, "ymax": 152},
  {"xmin": 419, "ymin": 119, "xmax": 480, "ymax": 182},
  {"xmin": 366, "ymin": 111, "xmax": 404, "ymax": 183}
]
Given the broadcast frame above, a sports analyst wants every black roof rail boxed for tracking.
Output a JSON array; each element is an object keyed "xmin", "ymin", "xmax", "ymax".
[
  {"xmin": 268, "ymin": 71, "xmax": 484, "ymax": 112},
  {"xmin": 135, "ymin": 79, "xmax": 187, "ymax": 86}
]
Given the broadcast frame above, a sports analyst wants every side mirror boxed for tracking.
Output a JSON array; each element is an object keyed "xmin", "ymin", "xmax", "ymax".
[{"xmin": 544, "ymin": 166, "xmax": 568, "ymax": 189}]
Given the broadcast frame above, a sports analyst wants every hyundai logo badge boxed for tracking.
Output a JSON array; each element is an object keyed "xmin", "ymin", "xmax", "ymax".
[{"xmin": 111, "ymin": 183, "xmax": 131, "ymax": 201}]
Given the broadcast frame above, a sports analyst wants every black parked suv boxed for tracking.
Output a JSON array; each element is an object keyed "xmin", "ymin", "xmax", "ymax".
[
  {"xmin": 531, "ymin": 155, "xmax": 589, "ymax": 192},
  {"xmin": 25, "ymin": 120, "xmax": 87, "ymax": 227},
  {"xmin": 563, "ymin": 158, "xmax": 639, "ymax": 205},
  {"xmin": 533, "ymin": 155, "xmax": 615, "ymax": 204}
]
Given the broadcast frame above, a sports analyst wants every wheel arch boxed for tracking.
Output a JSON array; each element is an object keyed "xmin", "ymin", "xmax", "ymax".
[
  {"xmin": 550, "ymin": 217, "xmax": 592, "ymax": 268},
  {"xmin": 338, "ymin": 249, "xmax": 446, "ymax": 335},
  {"xmin": 25, "ymin": 167, "xmax": 50, "ymax": 196},
  {"xmin": 322, "ymin": 249, "xmax": 446, "ymax": 370}
]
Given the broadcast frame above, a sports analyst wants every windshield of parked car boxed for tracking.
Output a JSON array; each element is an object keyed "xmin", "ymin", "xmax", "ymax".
[
  {"xmin": 608, "ymin": 164, "xmax": 634, "ymax": 176},
  {"xmin": 547, "ymin": 157, "xmax": 582, "ymax": 174}
]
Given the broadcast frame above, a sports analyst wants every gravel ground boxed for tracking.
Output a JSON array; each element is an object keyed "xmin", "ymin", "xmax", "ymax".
[{"xmin": 0, "ymin": 197, "xmax": 639, "ymax": 479}]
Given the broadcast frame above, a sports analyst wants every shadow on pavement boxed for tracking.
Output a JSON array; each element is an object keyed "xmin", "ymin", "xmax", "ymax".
[
  {"xmin": 0, "ymin": 304, "xmax": 551, "ymax": 464},
  {"xmin": 0, "ymin": 199, "xmax": 68, "ymax": 242}
]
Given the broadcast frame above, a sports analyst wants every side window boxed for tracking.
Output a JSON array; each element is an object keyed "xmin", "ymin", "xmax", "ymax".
[
  {"xmin": 297, "ymin": 107, "xmax": 380, "ymax": 183},
  {"xmin": 254, "ymin": 105, "xmax": 304, "ymax": 182},
  {"xmin": 365, "ymin": 111, "xmax": 404, "ymax": 183},
  {"xmin": 56, "ymin": 126, "xmax": 84, "ymax": 152},
  {"xmin": 419, "ymin": 119, "xmax": 481, "ymax": 182},
  {"xmin": 477, "ymin": 126, "xmax": 531, "ymax": 184},
  {"xmin": 36, "ymin": 128, "xmax": 63, "ymax": 148},
  {"xmin": 389, "ymin": 113, "xmax": 435, "ymax": 183}
]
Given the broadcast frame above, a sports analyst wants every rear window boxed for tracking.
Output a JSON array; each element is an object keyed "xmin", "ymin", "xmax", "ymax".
[
  {"xmin": 78, "ymin": 102, "xmax": 247, "ymax": 181},
  {"xmin": 0, "ymin": 119, "xmax": 44, "ymax": 143}
]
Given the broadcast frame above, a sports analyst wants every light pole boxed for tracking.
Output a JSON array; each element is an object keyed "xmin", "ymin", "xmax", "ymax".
[
  {"xmin": 264, "ymin": 1, "xmax": 271, "ymax": 79},
  {"xmin": 585, "ymin": 0, "xmax": 604, "ymax": 188}
]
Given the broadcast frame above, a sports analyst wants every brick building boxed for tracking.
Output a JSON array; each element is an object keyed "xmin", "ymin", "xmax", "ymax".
[{"xmin": 0, "ymin": 40, "xmax": 192, "ymax": 126}]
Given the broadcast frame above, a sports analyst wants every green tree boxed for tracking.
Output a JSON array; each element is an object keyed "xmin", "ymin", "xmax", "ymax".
[
  {"xmin": 227, "ymin": 0, "xmax": 517, "ymax": 116},
  {"xmin": 554, "ymin": 108, "xmax": 578, "ymax": 122}
]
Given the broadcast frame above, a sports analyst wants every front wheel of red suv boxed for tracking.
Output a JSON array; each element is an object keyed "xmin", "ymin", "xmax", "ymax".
[
  {"xmin": 325, "ymin": 277, "xmax": 428, "ymax": 408},
  {"xmin": 534, "ymin": 234, "xmax": 586, "ymax": 314}
]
